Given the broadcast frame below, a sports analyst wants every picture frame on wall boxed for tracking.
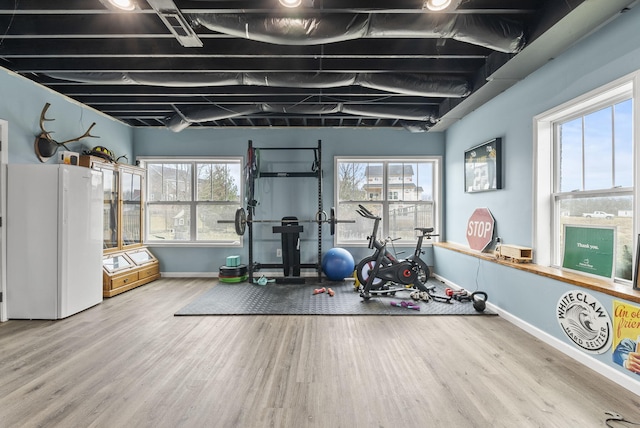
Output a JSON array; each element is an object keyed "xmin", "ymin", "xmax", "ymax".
[{"xmin": 464, "ymin": 137, "xmax": 502, "ymax": 193}]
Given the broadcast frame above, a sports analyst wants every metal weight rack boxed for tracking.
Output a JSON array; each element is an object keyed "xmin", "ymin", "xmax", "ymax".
[{"xmin": 245, "ymin": 140, "xmax": 323, "ymax": 284}]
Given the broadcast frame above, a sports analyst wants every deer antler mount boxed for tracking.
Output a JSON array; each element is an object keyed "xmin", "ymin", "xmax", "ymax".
[{"xmin": 34, "ymin": 103, "xmax": 99, "ymax": 162}]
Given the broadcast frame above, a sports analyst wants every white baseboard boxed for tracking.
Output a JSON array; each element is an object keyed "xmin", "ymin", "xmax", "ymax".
[
  {"xmin": 161, "ymin": 272, "xmax": 218, "ymax": 278},
  {"xmin": 160, "ymin": 270, "xmax": 356, "ymax": 281},
  {"xmin": 433, "ymin": 274, "xmax": 640, "ymax": 397}
]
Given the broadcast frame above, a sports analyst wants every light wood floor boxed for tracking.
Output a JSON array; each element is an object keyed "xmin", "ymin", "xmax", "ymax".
[{"xmin": 1, "ymin": 278, "xmax": 639, "ymax": 428}]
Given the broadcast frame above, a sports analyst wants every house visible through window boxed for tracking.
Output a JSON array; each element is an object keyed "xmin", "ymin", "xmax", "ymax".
[
  {"xmin": 535, "ymin": 74, "xmax": 636, "ymax": 282},
  {"xmin": 334, "ymin": 157, "xmax": 440, "ymax": 245},
  {"xmin": 140, "ymin": 158, "xmax": 242, "ymax": 245}
]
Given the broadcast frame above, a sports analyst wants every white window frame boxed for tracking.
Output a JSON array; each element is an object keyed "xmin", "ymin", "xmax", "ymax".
[
  {"xmin": 334, "ymin": 156, "xmax": 441, "ymax": 247},
  {"xmin": 534, "ymin": 71, "xmax": 639, "ymax": 280},
  {"xmin": 139, "ymin": 156, "xmax": 243, "ymax": 247}
]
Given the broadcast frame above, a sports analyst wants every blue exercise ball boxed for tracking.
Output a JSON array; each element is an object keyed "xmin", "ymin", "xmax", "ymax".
[{"xmin": 322, "ymin": 248, "xmax": 355, "ymax": 281}]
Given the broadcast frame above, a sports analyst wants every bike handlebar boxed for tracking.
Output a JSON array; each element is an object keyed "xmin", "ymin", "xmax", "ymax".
[{"xmin": 357, "ymin": 204, "xmax": 380, "ymax": 220}]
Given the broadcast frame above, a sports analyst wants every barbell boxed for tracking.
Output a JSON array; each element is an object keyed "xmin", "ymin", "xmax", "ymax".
[{"xmin": 218, "ymin": 207, "xmax": 354, "ymax": 236}]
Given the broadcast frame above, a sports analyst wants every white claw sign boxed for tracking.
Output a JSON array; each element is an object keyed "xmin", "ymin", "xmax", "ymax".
[{"xmin": 466, "ymin": 208, "xmax": 495, "ymax": 251}]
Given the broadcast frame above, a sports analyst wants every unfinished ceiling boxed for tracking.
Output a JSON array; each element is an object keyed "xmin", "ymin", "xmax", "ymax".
[{"xmin": 0, "ymin": 0, "xmax": 635, "ymax": 131}]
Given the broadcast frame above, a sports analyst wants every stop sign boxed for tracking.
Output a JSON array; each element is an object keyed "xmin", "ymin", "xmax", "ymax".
[{"xmin": 466, "ymin": 208, "xmax": 495, "ymax": 251}]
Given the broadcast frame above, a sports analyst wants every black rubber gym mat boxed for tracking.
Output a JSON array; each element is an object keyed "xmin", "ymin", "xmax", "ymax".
[{"xmin": 174, "ymin": 279, "xmax": 496, "ymax": 316}]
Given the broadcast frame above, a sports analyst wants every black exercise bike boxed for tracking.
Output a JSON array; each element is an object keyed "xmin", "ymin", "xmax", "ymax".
[{"xmin": 355, "ymin": 205, "xmax": 437, "ymax": 300}]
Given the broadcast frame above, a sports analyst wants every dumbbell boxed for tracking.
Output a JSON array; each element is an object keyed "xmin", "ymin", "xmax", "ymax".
[
  {"xmin": 446, "ymin": 288, "xmax": 471, "ymax": 301},
  {"xmin": 454, "ymin": 292, "xmax": 472, "ymax": 302}
]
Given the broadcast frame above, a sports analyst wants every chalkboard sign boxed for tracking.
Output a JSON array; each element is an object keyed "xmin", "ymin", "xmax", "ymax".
[{"xmin": 562, "ymin": 225, "xmax": 615, "ymax": 279}]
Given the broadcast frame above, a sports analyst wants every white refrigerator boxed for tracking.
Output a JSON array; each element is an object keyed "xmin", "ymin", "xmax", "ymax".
[{"xmin": 7, "ymin": 164, "xmax": 103, "ymax": 319}]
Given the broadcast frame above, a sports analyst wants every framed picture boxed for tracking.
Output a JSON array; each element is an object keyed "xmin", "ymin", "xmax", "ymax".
[{"xmin": 464, "ymin": 137, "xmax": 502, "ymax": 193}]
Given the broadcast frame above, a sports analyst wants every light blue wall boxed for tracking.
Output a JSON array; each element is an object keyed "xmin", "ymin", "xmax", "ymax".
[
  {"xmin": 133, "ymin": 127, "xmax": 445, "ymax": 273},
  {"xmin": 1, "ymin": 68, "xmax": 133, "ymax": 164},
  {"xmin": 444, "ymin": 6, "xmax": 640, "ymax": 248},
  {"xmin": 436, "ymin": 5, "xmax": 640, "ymax": 383}
]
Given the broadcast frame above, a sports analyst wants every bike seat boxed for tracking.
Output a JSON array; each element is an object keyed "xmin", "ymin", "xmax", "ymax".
[{"xmin": 414, "ymin": 227, "xmax": 434, "ymax": 234}]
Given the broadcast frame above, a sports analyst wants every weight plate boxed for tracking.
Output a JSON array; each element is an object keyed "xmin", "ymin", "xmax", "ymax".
[
  {"xmin": 245, "ymin": 147, "xmax": 252, "ymax": 201},
  {"xmin": 219, "ymin": 265, "xmax": 248, "ymax": 276},
  {"xmin": 330, "ymin": 207, "xmax": 336, "ymax": 235},
  {"xmin": 219, "ymin": 271, "xmax": 248, "ymax": 277},
  {"xmin": 253, "ymin": 148, "xmax": 260, "ymax": 174},
  {"xmin": 219, "ymin": 274, "xmax": 248, "ymax": 283},
  {"xmin": 245, "ymin": 146, "xmax": 258, "ymax": 206},
  {"xmin": 235, "ymin": 207, "xmax": 247, "ymax": 236}
]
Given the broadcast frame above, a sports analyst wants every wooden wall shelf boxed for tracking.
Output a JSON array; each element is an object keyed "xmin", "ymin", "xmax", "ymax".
[{"xmin": 434, "ymin": 241, "xmax": 640, "ymax": 304}]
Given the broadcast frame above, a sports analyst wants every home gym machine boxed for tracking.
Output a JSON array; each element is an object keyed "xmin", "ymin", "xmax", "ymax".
[
  {"xmin": 355, "ymin": 204, "xmax": 449, "ymax": 302},
  {"xmin": 234, "ymin": 140, "xmax": 331, "ymax": 284},
  {"xmin": 218, "ymin": 140, "xmax": 354, "ymax": 283}
]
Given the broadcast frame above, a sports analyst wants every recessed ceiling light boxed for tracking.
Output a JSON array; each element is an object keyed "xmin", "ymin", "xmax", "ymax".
[
  {"xmin": 279, "ymin": 0, "xmax": 303, "ymax": 7},
  {"xmin": 99, "ymin": 0, "xmax": 137, "ymax": 12},
  {"xmin": 424, "ymin": 0, "xmax": 452, "ymax": 12}
]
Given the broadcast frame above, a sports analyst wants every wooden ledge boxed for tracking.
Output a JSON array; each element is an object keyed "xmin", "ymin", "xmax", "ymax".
[{"xmin": 434, "ymin": 241, "xmax": 640, "ymax": 304}]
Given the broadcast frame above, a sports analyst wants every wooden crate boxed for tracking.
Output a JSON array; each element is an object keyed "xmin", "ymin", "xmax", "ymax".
[{"xmin": 495, "ymin": 244, "xmax": 533, "ymax": 263}]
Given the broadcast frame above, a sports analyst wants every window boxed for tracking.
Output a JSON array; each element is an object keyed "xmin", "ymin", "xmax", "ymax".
[
  {"xmin": 334, "ymin": 157, "xmax": 440, "ymax": 246},
  {"xmin": 141, "ymin": 158, "xmax": 243, "ymax": 245},
  {"xmin": 535, "ymin": 74, "xmax": 637, "ymax": 282}
]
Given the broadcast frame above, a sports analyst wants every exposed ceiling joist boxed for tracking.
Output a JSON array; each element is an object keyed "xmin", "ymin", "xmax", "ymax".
[{"xmin": 0, "ymin": 0, "xmax": 635, "ymax": 131}]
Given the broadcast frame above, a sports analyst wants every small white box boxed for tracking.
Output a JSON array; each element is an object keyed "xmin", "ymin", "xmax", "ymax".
[{"xmin": 60, "ymin": 151, "xmax": 80, "ymax": 165}]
